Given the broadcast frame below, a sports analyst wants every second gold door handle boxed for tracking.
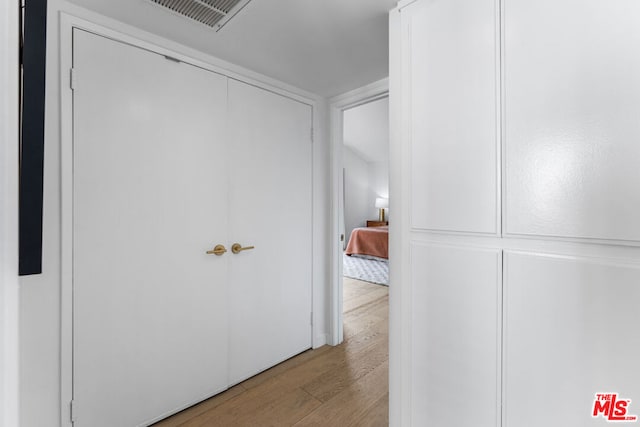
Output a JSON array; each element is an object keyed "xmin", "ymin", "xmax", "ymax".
[{"xmin": 231, "ymin": 243, "xmax": 255, "ymax": 254}]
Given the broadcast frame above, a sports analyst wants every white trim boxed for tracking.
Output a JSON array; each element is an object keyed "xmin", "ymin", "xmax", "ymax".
[
  {"xmin": 313, "ymin": 333, "xmax": 328, "ymax": 349},
  {"xmin": 398, "ymin": 231, "xmax": 640, "ymax": 261},
  {"xmin": 310, "ymin": 98, "xmax": 330, "ymax": 351},
  {"xmin": 328, "ymin": 78, "xmax": 389, "ymax": 346},
  {"xmin": 57, "ymin": 13, "xmax": 317, "ymax": 105},
  {"xmin": 388, "ymin": 5, "xmax": 412, "ymax": 426},
  {"xmin": 58, "ymin": 13, "xmax": 74, "ymax": 427},
  {"xmin": 396, "ymin": 0, "xmax": 420, "ymax": 11},
  {"xmin": 0, "ymin": 0, "xmax": 20, "ymax": 425},
  {"xmin": 55, "ymin": 6, "xmax": 327, "ymax": 425},
  {"xmin": 496, "ymin": 0, "xmax": 503, "ymax": 237},
  {"xmin": 329, "ymin": 78, "xmax": 389, "ymax": 111}
]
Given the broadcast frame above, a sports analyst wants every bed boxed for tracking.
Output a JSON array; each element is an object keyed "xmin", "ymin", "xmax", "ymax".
[{"xmin": 345, "ymin": 225, "xmax": 389, "ymax": 259}]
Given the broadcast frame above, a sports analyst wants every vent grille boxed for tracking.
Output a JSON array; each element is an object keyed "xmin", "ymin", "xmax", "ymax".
[{"xmin": 149, "ymin": 0, "xmax": 252, "ymax": 31}]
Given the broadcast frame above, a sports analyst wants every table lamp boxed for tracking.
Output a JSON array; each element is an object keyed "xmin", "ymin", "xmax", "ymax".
[{"xmin": 375, "ymin": 197, "xmax": 389, "ymax": 222}]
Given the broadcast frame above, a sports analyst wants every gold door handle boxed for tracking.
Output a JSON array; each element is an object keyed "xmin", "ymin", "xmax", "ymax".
[
  {"xmin": 231, "ymin": 243, "xmax": 255, "ymax": 254},
  {"xmin": 206, "ymin": 244, "xmax": 227, "ymax": 256}
]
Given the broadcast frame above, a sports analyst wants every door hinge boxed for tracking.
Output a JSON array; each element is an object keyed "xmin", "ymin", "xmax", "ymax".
[
  {"xmin": 70, "ymin": 399, "xmax": 76, "ymax": 423},
  {"xmin": 310, "ymin": 312, "xmax": 313, "ymax": 326},
  {"xmin": 70, "ymin": 68, "xmax": 77, "ymax": 91}
]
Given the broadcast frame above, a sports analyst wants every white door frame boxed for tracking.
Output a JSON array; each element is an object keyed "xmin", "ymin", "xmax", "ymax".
[
  {"xmin": 328, "ymin": 78, "xmax": 388, "ymax": 346},
  {"xmin": 0, "ymin": 0, "xmax": 20, "ymax": 425}
]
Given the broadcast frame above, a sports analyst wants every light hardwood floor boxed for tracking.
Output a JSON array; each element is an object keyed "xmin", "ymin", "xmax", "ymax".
[{"xmin": 154, "ymin": 277, "xmax": 389, "ymax": 427}]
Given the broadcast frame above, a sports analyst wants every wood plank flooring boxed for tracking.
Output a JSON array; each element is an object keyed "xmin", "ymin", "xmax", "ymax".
[{"xmin": 154, "ymin": 277, "xmax": 389, "ymax": 427}]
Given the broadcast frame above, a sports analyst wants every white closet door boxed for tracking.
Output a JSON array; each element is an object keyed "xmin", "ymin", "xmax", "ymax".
[
  {"xmin": 73, "ymin": 29, "xmax": 229, "ymax": 427},
  {"xmin": 397, "ymin": 0, "xmax": 500, "ymax": 425},
  {"xmin": 227, "ymin": 80, "xmax": 313, "ymax": 384}
]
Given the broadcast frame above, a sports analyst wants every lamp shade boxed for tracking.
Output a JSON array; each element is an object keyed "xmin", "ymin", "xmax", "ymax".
[{"xmin": 375, "ymin": 197, "xmax": 389, "ymax": 209}]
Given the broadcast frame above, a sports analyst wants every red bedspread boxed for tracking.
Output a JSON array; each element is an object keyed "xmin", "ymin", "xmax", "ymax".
[{"xmin": 345, "ymin": 226, "xmax": 389, "ymax": 259}]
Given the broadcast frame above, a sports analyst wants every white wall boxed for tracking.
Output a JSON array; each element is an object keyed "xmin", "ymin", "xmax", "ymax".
[
  {"xmin": 1, "ymin": 1, "xmax": 20, "ymax": 426},
  {"xmin": 19, "ymin": 4, "xmax": 66, "ymax": 424},
  {"xmin": 343, "ymin": 146, "xmax": 371, "ymax": 238},
  {"xmin": 343, "ymin": 97, "xmax": 389, "ymax": 164},
  {"xmin": 343, "ymin": 149, "xmax": 390, "ymax": 241},
  {"xmin": 368, "ymin": 160, "xmax": 389, "ymax": 220},
  {"xmin": 342, "ymin": 95, "xmax": 390, "ymax": 240},
  {"xmin": 19, "ymin": 3, "xmax": 331, "ymax": 426}
]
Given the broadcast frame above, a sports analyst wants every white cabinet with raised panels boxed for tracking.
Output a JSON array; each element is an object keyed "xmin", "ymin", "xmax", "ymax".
[{"xmin": 392, "ymin": 0, "xmax": 640, "ymax": 425}]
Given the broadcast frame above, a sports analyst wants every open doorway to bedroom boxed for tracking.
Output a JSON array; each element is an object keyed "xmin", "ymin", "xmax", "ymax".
[
  {"xmin": 329, "ymin": 78, "xmax": 389, "ymax": 348},
  {"xmin": 341, "ymin": 94, "xmax": 390, "ymax": 354},
  {"xmin": 328, "ymin": 87, "xmax": 390, "ymax": 423},
  {"xmin": 342, "ymin": 96, "xmax": 390, "ymax": 286}
]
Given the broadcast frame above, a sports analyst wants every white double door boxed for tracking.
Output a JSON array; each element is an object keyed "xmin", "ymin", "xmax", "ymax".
[{"xmin": 72, "ymin": 29, "xmax": 312, "ymax": 427}]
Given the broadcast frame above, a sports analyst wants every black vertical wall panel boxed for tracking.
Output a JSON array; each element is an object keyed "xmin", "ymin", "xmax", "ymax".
[{"xmin": 19, "ymin": 0, "xmax": 48, "ymax": 275}]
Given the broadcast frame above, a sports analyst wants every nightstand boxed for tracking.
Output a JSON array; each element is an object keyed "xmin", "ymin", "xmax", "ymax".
[{"xmin": 366, "ymin": 220, "xmax": 388, "ymax": 227}]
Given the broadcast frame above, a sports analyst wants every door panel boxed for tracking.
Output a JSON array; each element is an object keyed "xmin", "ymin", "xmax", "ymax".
[
  {"xmin": 411, "ymin": 244, "xmax": 500, "ymax": 427},
  {"xmin": 227, "ymin": 80, "xmax": 313, "ymax": 384},
  {"xmin": 504, "ymin": 252, "xmax": 640, "ymax": 427},
  {"xmin": 73, "ymin": 29, "xmax": 229, "ymax": 426},
  {"xmin": 504, "ymin": 0, "xmax": 640, "ymax": 242},
  {"xmin": 409, "ymin": 0, "xmax": 498, "ymax": 234}
]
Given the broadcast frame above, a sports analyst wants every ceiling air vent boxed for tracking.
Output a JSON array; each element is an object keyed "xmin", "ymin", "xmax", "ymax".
[{"xmin": 148, "ymin": 0, "xmax": 253, "ymax": 31}]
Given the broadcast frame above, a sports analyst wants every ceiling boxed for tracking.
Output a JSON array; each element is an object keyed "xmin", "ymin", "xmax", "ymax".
[
  {"xmin": 67, "ymin": 0, "xmax": 397, "ymax": 97},
  {"xmin": 343, "ymin": 97, "xmax": 389, "ymax": 163}
]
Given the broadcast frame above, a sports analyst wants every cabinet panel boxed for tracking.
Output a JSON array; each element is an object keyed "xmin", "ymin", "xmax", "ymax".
[
  {"xmin": 411, "ymin": 243, "xmax": 500, "ymax": 426},
  {"xmin": 408, "ymin": 0, "xmax": 498, "ymax": 234},
  {"xmin": 504, "ymin": 252, "xmax": 640, "ymax": 426},
  {"xmin": 504, "ymin": 0, "xmax": 640, "ymax": 242}
]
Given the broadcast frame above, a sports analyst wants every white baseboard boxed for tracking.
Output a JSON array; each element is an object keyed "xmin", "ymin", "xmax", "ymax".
[{"xmin": 313, "ymin": 333, "xmax": 328, "ymax": 348}]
